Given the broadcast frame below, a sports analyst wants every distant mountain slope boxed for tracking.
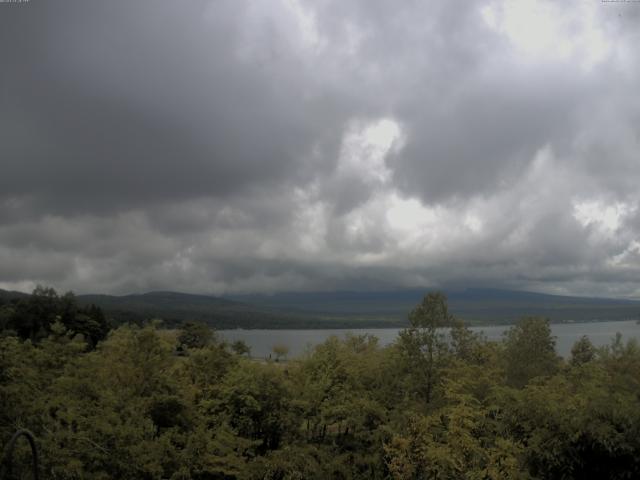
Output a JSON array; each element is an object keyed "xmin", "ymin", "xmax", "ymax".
[
  {"xmin": 5, "ymin": 287, "xmax": 640, "ymax": 328},
  {"xmin": 227, "ymin": 288, "xmax": 640, "ymax": 325},
  {"xmin": 0, "ymin": 289, "xmax": 30, "ymax": 302},
  {"xmin": 75, "ymin": 291, "xmax": 399, "ymax": 329},
  {"xmin": 227, "ymin": 289, "xmax": 426, "ymax": 318},
  {"xmin": 75, "ymin": 291, "xmax": 304, "ymax": 329}
]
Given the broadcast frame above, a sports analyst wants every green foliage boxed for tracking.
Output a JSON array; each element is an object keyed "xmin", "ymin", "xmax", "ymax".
[
  {"xmin": 397, "ymin": 292, "xmax": 453, "ymax": 404},
  {"xmin": 181, "ymin": 342, "xmax": 237, "ymax": 397},
  {"xmin": 570, "ymin": 335, "xmax": 596, "ymax": 367},
  {"xmin": 385, "ymin": 400, "xmax": 529, "ymax": 479},
  {"xmin": 272, "ymin": 343, "xmax": 289, "ymax": 361},
  {"xmin": 496, "ymin": 360, "xmax": 640, "ymax": 479},
  {"xmin": 0, "ymin": 286, "xmax": 109, "ymax": 348},
  {"xmin": 502, "ymin": 317, "xmax": 560, "ymax": 388},
  {"xmin": 231, "ymin": 339, "xmax": 251, "ymax": 357},
  {"xmin": 3, "ymin": 291, "xmax": 640, "ymax": 479},
  {"xmin": 243, "ymin": 445, "xmax": 327, "ymax": 480},
  {"xmin": 211, "ymin": 361, "xmax": 296, "ymax": 454},
  {"xmin": 177, "ymin": 321, "xmax": 215, "ymax": 351}
]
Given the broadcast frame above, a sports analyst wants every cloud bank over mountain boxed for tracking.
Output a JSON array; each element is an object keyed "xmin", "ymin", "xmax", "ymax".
[{"xmin": 2, "ymin": 0, "xmax": 640, "ymax": 296}]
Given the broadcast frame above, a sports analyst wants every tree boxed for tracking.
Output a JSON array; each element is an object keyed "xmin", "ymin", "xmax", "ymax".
[
  {"xmin": 177, "ymin": 321, "xmax": 214, "ymax": 350},
  {"xmin": 1, "ymin": 287, "xmax": 109, "ymax": 348},
  {"xmin": 570, "ymin": 335, "xmax": 596, "ymax": 367},
  {"xmin": 60, "ymin": 294, "xmax": 109, "ymax": 348},
  {"xmin": 10, "ymin": 285, "xmax": 60, "ymax": 341},
  {"xmin": 272, "ymin": 343, "xmax": 290, "ymax": 362},
  {"xmin": 231, "ymin": 339, "xmax": 251, "ymax": 357},
  {"xmin": 182, "ymin": 342, "xmax": 236, "ymax": 395},
  {"xmin": 503, "ymin": 317, "xmax": 560, "ymax": 388},
  {"xmin": 496, "ymin": 365, "xmax": 640, "ymax": 479},
  {"xmin": 0, "ymin": 303, "xmax": 17, "ymax": 335},
  {"xmin": 213, "ymin": 362, "xmax": 296, "ymax": 454},
  {"xmin": 450, "ymin": 319, "xmax": 485, "ymax": 363},
  {"xmin": 385, "ymin": 399, "xmax": 528, "ymax": 480},
  {"xmin": 397, "ymin": 292, "xmax": 453, "ymax": 404}
]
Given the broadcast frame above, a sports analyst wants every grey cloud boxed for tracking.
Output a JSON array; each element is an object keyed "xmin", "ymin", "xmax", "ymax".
[
  {"xmin": 1, "ymin": 0, "xmax": 640, "ymax": 297},
  {"xmin": 1, "ymin": 0, "xmax": 356, "ymax": 215},
  {"xmin": 392, "ymin": 69, "xmax": 590, "ymax": 202}
]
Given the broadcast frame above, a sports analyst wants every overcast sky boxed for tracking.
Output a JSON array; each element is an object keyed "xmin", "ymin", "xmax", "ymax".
[{"xmin": 1, "ymin": 0, "xmax": 640, "ymax": 297}]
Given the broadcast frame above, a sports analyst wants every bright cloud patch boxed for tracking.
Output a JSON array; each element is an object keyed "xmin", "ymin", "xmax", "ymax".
[
  {"xmin": 481, "ymin": 0, "xmax": 611, "ymax": 69},
  {"xmin": 337, "ymin": 118, "xmax": 402, "ymax": 185},
  {"xmin": 573, "ymin": 200, "xmax": 634, "ymax": 234}
]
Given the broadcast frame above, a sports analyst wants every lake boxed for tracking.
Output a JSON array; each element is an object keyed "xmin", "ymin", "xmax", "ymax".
[{"xmin": 219, "ymin": 320, "xmax": 640, "ymax": 359}]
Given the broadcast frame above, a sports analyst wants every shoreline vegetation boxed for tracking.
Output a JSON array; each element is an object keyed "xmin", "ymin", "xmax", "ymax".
[{"xmin": 3, "ymin": 289, "xmax": 640, "ymax": 478}]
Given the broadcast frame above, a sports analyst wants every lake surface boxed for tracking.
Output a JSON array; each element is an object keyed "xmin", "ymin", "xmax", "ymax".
[{"xmin": 220, "ymin": 320, "xmax": 640, "ymax": 359}]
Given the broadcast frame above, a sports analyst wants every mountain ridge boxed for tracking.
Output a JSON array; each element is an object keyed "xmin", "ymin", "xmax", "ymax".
[
  {"xmin": 3, "ymin": 287, "xmax": 640, "ymax": 328},
  {"xmin": 226, "ymin": 287, "xmax": 640, "ymax": 324}
]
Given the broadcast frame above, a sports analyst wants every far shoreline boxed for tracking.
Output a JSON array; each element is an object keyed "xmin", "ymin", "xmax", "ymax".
[{"xmin": 215, "ymin": 317, "xmax": 638, "ymax": 331}]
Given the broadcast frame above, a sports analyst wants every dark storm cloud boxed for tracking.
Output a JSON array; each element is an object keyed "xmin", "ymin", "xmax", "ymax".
[
  {"xmin": 0, "ymin": 0, "xmax": 355, "ymax": 214},
  {"xmin": 1, "ymin": 0, "xmax": 640, "ymax": 296}
]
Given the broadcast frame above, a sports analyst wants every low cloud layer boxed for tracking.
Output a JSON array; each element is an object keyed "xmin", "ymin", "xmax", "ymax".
[{"xmin": 2, "ymin": 0, "xmax": 640, "ymax": 297}]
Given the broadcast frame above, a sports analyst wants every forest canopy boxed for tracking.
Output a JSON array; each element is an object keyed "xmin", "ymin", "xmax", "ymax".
[
  {"xmin": 2, "ymin": 291, "xmax": 640, "ymax": 479},
  {"xmin": 0, "ymin": 286, "xmax": 109, "ymax": 348}
]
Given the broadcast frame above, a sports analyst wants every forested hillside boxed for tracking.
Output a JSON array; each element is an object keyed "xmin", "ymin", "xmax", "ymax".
[
  {"xmin": 76, "ymin": 291, "xmax": 325, "ymax": 329},
  {"xmin": 229, "ymin": 288, "xmax": 640, "ymax": 324},
  {"xmin": 2, "ymin": 292, "xmax": 640, "ymax": 479},
  {"xmin": 0, "ymin": 286, "xmax": 109, "ymax": 348},
  {"xmin": 6, "ymin": 286, "xmax": 640, "ymax": 331}
]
